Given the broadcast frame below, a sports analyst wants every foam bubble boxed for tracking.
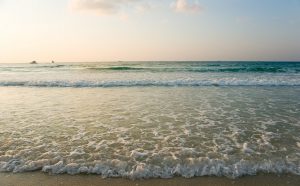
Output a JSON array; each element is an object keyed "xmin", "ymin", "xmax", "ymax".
[{"xmin": 130, "ymin": 150, "xmax": 149, "ymax": 159}]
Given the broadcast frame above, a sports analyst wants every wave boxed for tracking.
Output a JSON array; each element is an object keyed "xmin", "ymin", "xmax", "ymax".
[
  {"xmin": 1, "ymin": 62, "xmax": 300, "ymax": 73},
  {"xmin": 85, "ymin": 66, "xmax": 300, "ymax": 73},
  {"xmin": 188, "ymin": 67, "xmax": 287, "ymax": 73},
  {"xmin": 1, "ymin": 158, "xmax": 299, "ymax": 179},
  {"xmin": 87, "ymin": 66, "xmax": 145, "ymax": 71},
  {"xmin": 0, "ymin": 79, "xmax": 299, "ymax": 87}
]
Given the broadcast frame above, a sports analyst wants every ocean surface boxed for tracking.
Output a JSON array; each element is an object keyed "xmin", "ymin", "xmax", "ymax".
[{"xmin": 0, "ymin": 61, "xmax": 300, "ymax": 179}]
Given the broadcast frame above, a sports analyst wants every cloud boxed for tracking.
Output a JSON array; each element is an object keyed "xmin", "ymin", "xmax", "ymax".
[
  {"xmin": 69, "ymin": 0, "xmax": 202, "ymax": 16},
  {"xmin": 69, "ymin": 0, "xmax": 141, "ymax": 16},
  {"xmin": 172, "ymin": 0, "xmax": 202, "ymax": 13},
  {"xmin": 135, "ymin": 3, "xmax": 151, "ymax": 13}
]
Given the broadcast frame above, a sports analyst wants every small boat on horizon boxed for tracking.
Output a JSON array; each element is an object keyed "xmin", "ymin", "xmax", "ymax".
[{"xmin": 30, "ymin": 61, "xmax": 37, "ymax": 64}]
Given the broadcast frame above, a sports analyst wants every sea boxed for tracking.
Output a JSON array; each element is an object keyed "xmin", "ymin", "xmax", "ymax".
[{"xmin": 0, "ymin": 61, "xmax": 299, "ymax": 179}]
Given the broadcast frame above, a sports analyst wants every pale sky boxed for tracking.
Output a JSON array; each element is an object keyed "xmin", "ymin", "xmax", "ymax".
[{"xmin": 0, "ymin": 0, "xmax": 300, "ymax": 63}]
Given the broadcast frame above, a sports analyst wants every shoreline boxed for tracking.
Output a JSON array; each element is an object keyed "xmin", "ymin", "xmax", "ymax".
[{"xmin": 0, "ymin": 173, "xmax": 299, "ymax": 186}]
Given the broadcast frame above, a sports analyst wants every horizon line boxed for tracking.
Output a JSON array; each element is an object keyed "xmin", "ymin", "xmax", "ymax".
[{"xmin": 1, "ymin": 60, "xmax": 300, "ymax": 64}]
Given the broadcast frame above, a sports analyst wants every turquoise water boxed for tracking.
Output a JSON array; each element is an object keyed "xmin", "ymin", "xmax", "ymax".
[{"xmin": 0, "ymin": 62, "xmax": 299, "ymax": 179}]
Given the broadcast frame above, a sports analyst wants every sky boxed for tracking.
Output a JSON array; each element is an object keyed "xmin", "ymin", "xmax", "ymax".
[{"xmin": 0, "ymin": 0, "xmax": 300, "ymax": 63}]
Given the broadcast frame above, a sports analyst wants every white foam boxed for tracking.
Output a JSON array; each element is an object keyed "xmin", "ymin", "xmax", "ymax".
[
  {"xmin": 69, "ymin": 149, "xmax": 86, "ymax": 159},
  {"xmin": 242, "ymin": 143, "xmax": 254, "ymax": 154},
  {"xmin": 0, "ymin": 73, "xmax": 300, "ymax": 88},
  {"xmin": 1, "ymin": 158, "xmax": 296, "ymax": 179},
  {"xmin": 130, "ymin": 150, "xmax": 148, "ymax": 159},
  {"xmin": 0, "ymin": 79, "xmax": 299, "ymax": 87}
]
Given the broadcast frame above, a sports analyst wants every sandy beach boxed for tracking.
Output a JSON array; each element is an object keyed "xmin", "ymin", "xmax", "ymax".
[{"xmin": 0, "ymin": 173, "xmax": 299, "ymax": 186}]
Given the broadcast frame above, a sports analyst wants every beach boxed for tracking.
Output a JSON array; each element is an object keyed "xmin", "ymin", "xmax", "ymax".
[{"xmin": 1, "ymin": 173, "xmax": 300, "ymax": 186}]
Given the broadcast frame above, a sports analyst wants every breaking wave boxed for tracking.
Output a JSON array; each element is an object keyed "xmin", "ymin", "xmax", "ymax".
[
  {"xmin": 1, "ymin": 158, "xmax": 299, "ymax": 179},
  {"xmin": 0, "ymin": 79, "xmax": 300, "ymax": 87}
]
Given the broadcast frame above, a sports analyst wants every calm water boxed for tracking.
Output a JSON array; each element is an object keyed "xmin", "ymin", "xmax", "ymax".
[{"xmin": 0, "ymin": 62, "xmax": 300, "ymax": 179}]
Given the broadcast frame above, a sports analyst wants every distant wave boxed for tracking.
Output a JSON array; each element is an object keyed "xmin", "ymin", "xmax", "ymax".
[
  {"xmin": 1, "ymin": 62, "xmax": 300, "ymax": 73},
  {"xmin": 85, "ymin": 66, "xmax": 300, "ymax": 73},
  {"xmin": 86, "ymin": 66, "xmax": 145, "ymax": 71},
  {"xmin": 188, "ymin": 67, "xmax": 289, "ymax": 73},
  {"xmin": 1, "ymin": 80, "xmax": 299, "ymax": 87}
]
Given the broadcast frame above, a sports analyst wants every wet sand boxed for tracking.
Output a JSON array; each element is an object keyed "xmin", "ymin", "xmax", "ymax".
[{"xmin": 0, "ymin": 173, "xmax": 299, "ymax": 186}]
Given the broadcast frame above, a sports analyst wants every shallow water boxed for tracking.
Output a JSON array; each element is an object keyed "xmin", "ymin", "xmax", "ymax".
[{"xmin": 0, "ymin": 86, "xmax": 299, "ymax": 179}]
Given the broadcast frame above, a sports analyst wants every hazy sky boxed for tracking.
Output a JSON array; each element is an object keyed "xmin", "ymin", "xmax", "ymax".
[{"xmin": 0, "ymin": 0, "xmax": 300, "ymax": 63}]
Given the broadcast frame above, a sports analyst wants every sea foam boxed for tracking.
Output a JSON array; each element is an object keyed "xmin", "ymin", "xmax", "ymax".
[
  {"xmin": 1, "ymin": 158, "xmax": 300, "ymax": 179},
  {"xmin": 0, "ymin": 78, "xmax": 299, "ymax": 87}
]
